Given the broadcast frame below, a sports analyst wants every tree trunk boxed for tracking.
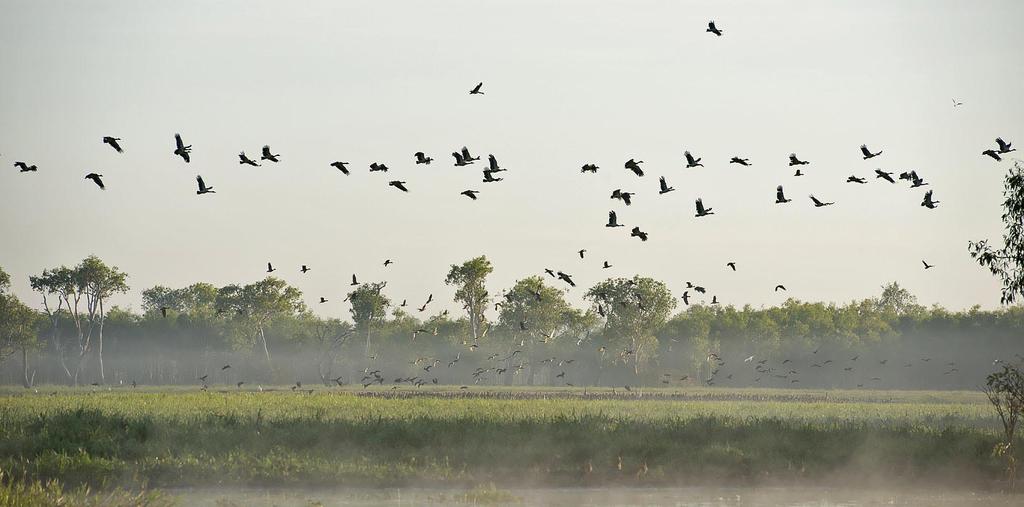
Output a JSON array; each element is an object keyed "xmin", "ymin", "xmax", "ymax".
[
  {"xmin": 21, "ymin": 347, "xmax": 32, "ymax": 388},
  {"xmin": 258, "ymin": 326, "xmax": 272, "ymax": 368},
  {"xmin": 97, "ymin": 299, "xmax": 106, "ymax": 383}
]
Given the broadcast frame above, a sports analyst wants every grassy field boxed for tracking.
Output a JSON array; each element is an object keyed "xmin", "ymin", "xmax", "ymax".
[{"xmin": 0, "ymin": 386, "xmax": 1015, "ymax": 497}]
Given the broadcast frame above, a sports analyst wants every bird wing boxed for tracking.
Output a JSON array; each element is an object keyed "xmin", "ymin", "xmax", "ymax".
[
  {"xmin": 810, "ymin": 195, "xmax": 822, "ymax": 206},
  {"xmin": 996, "ymin": 138, "xmax": 1008, "ymax": 150},
  {"xmin": 472, "ymin": 82, "xmax": 482, "ymax": 92},
  {"xmin": 777, "ymin": 185, "xmax": 785, "ymax": 199},
  {"xmin": 462, "ymin": 146, "xmax": 472, "ymax": 158},
  {"xmin": 175, "ymin": 134, "xmax": 184, "ymax": 150},
  {"xmin": 262, "ymin": 145, "xmax": 271, "ymax": 156},
  {"xmin": 695, "ymin": 198, "xmax": 705, "ymax": 213},
  {"xmin": 659, "ymin": 176, "xmax": 668, "ymax": 191},
  {"xmin": 860, "ymin": 145, "xmax": 871, "ymax": 156},
  {"xmin": 488, "ymin": 154, "xmax": 498, "ymax": 171},
  {"xmin": 608, "ymin": 211, "xmax": 617, "ymax": 223},
  {"xmin": 196, "ymin": 175, "xmax": 205, "ymax": 190}
]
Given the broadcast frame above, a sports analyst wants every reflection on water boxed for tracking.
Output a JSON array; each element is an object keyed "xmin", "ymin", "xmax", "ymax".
[{"xmin": 171, "ymin": 486, "xmax": 1020, "ymax": 506}]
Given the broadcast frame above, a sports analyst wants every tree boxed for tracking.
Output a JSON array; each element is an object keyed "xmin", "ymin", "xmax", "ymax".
[
  {"xmin": 496, "ymin": 276, "xmax": 572, "ymax": 384},
  {"xmin": 0, "ymin": 273, "xmax": 42, "ymax": 387},
  {"xmin": 585, "ymin": 276, "xmax": 675, "ymax": 375},
  {"xmin": 970, "ymin": 160, "xmax": 1024, "ymax": 304},
  {"xmin": 77, "ymin": 255, "xmax": 129, "ymax": 383},
  {"xmin": 29, "ymin": 267, "xmax": 74, "ymax": 380},
  {"xmin": 217, "ymin": 277, "xmax": 304, "ymax": 369},
  {"xmin": 0, "ymin": 266, "xmax": 9, "ymax": 292},
  {"xmin": 293, "ymin": 314, "xmax": 354, "ymax": 384},
  {"xmin": 984, "ymin": 363, "xmax": 1024, "ymax": 489},
  {"xmin": 874, "ymin": 282, "xmax": 923, "ymax": 317},
  {"xmin": 445, "ymin": 256, "xmax": 493, "ymax": 342},
  {"xmin": 347, "ymin": 282, "xmax": 390, "ymax": 357}
]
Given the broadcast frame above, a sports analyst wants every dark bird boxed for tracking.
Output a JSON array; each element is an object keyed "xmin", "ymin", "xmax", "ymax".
[
  {"xmin": 794, "ymin": 169, "xmax": 804, "ymax": 176},
  {"xmin": 711, "ymin": 295, "xmax": 719, "ymax": 305},
  {"xmin": 544, "ymin": 268, "xmax": 556, "ymax": 277},
  {"xmin": 350, "ymin": 274, "xmax": 359, "ymax": 286},
  {"xmin": 301, "ymin": 265, "xmax": 311, "ymax": 273},
  {"xmin": 174, "ymin": 133, "xmax": 192, "ymax": 163},
  {"xmin": 681, "ymin": 291, "xmax": 690, "ymax": 305},
  {"xmin": 775, "ymin": 285, "xmax": 786, "ymax": 292},
  {"xmin": 695, "ymin": 198, "xmax": 714, "ymax": 217},
  {"xmin": 578, "ymin": 249, "xmax": 586, "ymax": 259},
  {"xmin": 369, "ymin": 162, "xmax": 389, "ymax": 172},
  {"xmin": 487, "ymin": 154, "xmax": 505, "ymax": 172},
  {"xmin": 603, "ymin": 261, "xmax": 612, "ymax": 269},
  {"xmin": 482, "ymin": 170, "xmax": 503, "ymax": 183},
  {"xmin": 996, "ymin": 137, "xmax": 1015, "ymax": 154},
  {"xmin": 611, "ymin": 189, "xmax": 634, "ymax": 206},
  {"xmin": 729, "ymin": 157, "xmax": 750, "ymax": 166},
  {"xmin": 581, "ymin": 164, "xmax": 598, "ymax": 173},
  {"xmin": 624, "ymin": 159, "xmax": 644, "ymax": 177},
  {"xmin": 909, "ymin": 171, "xmax": 928, "ymax": 188},
  {"xmin": 875, "ymin": 169, "xmax": 895, "ymax": 183},
  {"xmin": 809, "ymin": 195, "xmax": 834, "ymax": 207},
  {"xmin": 261, "ymin": 145, "xmax": 280, "ymax": 163},
  {"xmin": 452, "ymin": 152, "xmax": 471, "ymax": 166},
  {"xmin": 330, "ymin": 161, "xmax": 349, "ymax": 174},
  {"xmin": 469, "ymin": 82, "xmax": 484, "ymax": 95},
  {"xmin": 14, "ymin": 162, "xmax": 36, "ymax": 172},
  {"xmin": 922, "ymin": 260, "xmax": 934, "ymax": 270},
  {"xmin": 921, "ymin": 190, "xmax": 939, "ymax": 209},
  {"xmin": 267, "ymin": 263, "xmax": 275, "ymax": 273},
  {"xmin": 606, "ymin": 210, "xmax": 624, "ymax": 228},
  {"xmin": 461, "ymin": 190, "xmax": 480, "ymax": 200},
  {"xmin": 658, "ymin": 176, "xmax": 675, "ymax": 194},
  {"xmin": 195, "ymin": 175, "xmax": 215, "ymax": 195},
  {"xmin": 557, "ymin": 271, "xmax": 576, "ymax": 287},
  {"xmin": 630, "ymin": 226, "xmax": 648, "ymax": 241},
  {"xmin": 221, "ymin": 364, "xmax": 231, "ymax": 370},
  {"xmin": 319, "ymin": 297, "xmax": 328, "ymax": 304},
  {"xmin": 85, "ymin": 173, "xmax": 105, "ymax": 189},
  {"xmin": 727, "ymin": 262, "xmax": 736, "ymax": 271},
  {"xmin": 461, "ymin": 146, "xmax": 480, "ymax": 162},
  {"xmin": 384, "ymin": 259, "xmax": 394, "ymax": 267},
  {"xmin": 707, "ymin": 20, "xmax": 723, "ymax": 36},
  {"xmin": 102, "ymin": 136, "xmax": 123, "ymax": 153},
  {"xmin": 240, "ymin": 152, "xmax": 261, "ymax": 167},
  {"xmin": 952, "ymin": 98, "xmax": 963, "ymax": 107},
  {"xmin": 788, "ymin": 153, "xmax": 809, "ymax": 166},
  {"xmin": 684, "ymin": 151, "xmax": 703, "ymax": 168},
  {"xmin": 847, "ymin": 175, "xmax": 867, "ymax": 184},
  {"xmin": 982, "ymin": 149, "xmax": 1002, "ymax": 161},
  {"xmin": 414, "ymin": 152, "xmax": 433, "ymax": 164},
  {"xmin": 389, "ymin": 180, "xmax": 409, "ymax": 192},
  {"xmin": 776, "ymin": 185, "xmax": 791, "ymax": 204},
  {"xmin": 198, "ymin": 375, "xmax": 208, "ymax": 382},
  {"xmin": 860, "ymin": 144, "xmax": 882, "ymax": 159}
]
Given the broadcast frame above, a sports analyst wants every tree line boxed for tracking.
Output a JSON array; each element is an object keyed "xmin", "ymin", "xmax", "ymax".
[{"xmin": 1, "ymin": 255, "xmax": 1022, "ymax": 389}]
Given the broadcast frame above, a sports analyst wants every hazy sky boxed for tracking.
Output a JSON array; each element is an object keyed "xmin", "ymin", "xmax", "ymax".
[{"xmin": 1, "ymin": 0, "xmax": 1022, "ymax": 318}]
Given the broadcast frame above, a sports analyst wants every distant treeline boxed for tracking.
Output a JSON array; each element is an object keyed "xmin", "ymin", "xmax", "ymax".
[{"xmin": 0, "ymin": 255, "xmax": 1021, "ymax": 389}]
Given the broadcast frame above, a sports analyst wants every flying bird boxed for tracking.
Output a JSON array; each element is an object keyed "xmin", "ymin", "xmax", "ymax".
[
  {"xmin": 414, "ymin": 152, "xmax": 433, "ymax": 164},
  {"xmin": 658, "ymin": 176, "xmax": 675, "ymax": 194},
  {"xmin": 776, "ymin": 185, "xmax": 791, "ymax": 204},
  {"xmin": 389, "ymin": 180, "xmax": 409, "ymax": 192},
  {"xmin": 581, "ymin": 164, "xmax": 598, "ymax": 173},
  {"xmin": 727, "ymin": 262, "xmax": 736, "ymax": 271},
  {"xmin": 606, "ymin": 211, "xmax": 624, "ymax": 227},
  {"xmin": 794, "ymin": 169, "xmax": 804, "ymax": 176},
  {"xmin": 684, "ymin": 151, "xmax": 703, "ymax": 168},
  {"xmin": 85, "ymin": 173, "xmax": 105, "ymax": 189},
  {"xmin": 952, "ymin": 98, "xmax": 963, "ymax": 107},
  {"xmin": 369, "ymin": 162, "xmax": 389, "ymax": 172},
  {"xmin": 469, "ymin": 82, "xmax": 484, "ymax": 95},
  {"xmin": 695, "ymin": 198, "xmax": 714, "ymax": 217},
  {"xmin": 487, "ymin": 154, "xmax": 505, "ymax": 172},
  {"xmin": 578, "ymin": 249, "xmax": 587, "ymax": 259},
  {"xmin": 681, "ymin": 291, "xmax": 690, "ymax": 305},
  {"xmin": 996, "ymin": 137, "xmax": 1015, "ymax": 154},
  {"xmin": 482, "ymin": 170, "xmax": 503, "ymax": 183},
  {"xmin": 630, "ymin": 226, "xmax": 648, "ymax": 241},
  {"xmin": 922, "ymin": 260, "xmax": 934, "ymax": 270},
  {"xmin": 729, "ymin": 157, "xmax": 750, "ymax": 166},
  {"xmin": 267, "ymin": 262, "xmax": 275, "ymax": 273},
  {"xmin": 624, "ymin": 159, "xmax": 644, "ymax": 177},
  {"xmin": 452, "ymin": 152, "xmax": 471, "ymax": 166},
  {"xmin": 788, "ymin": 153, "xmax": 809, "ymax": 166},
  {"xmin": 301, "ymin": 265, "xmax": 311, "ymax": 273},
  {"xmin": 611, "ymin": 189, "xmax": 634, "ymax": 206},
  {"xmin": 461, "ymin": 146, "xmax": 480, "ymax": 162},
  {"xmin": 384, "ymin": 259, "xmax": 394, "ymax": 267},
  {"xmin": 809, "ymin": 195, "xmax": 834, "ymax": 207},
  {"xmin": 330, "ymin": 161, "xmax": 349, "ymax": 174},
  {"xmin": 603, "ymin": 261, "xmax": 612, "ymax": 269},
  {"xmin": 174, "ymin": 133, "xmax": 192, "ymax": 163},
  {"xmin": 102, "ymin": 136, "xmax": 123, "ymax": 153},
  {"xmin": 319, "ymin": 297, "xmax": 328, "ymax": 304},
  {"xmin": 557, "ymin": 271, "xmax": 576, "ymax": 287},
  {"xmin": 350, "ymin": 274, "xmax": 359, "ymax": 286},
  {"xmin": 908, "ymin": 171, "xmax": 928, "ymax": 187},
  {"xmin": 261, "ymin": 145, "xmax": 280, "ymax": 162},
  {"xmin": 195, "ymin": 175, "xmax": 215, "ymax": 195},
  {"xmin": 775, "ymin": 285, "xmax": 787, "ymax": 292},
  {"xmin": 14, "ymin": 162, "xmax": 36, "ymax": 172},
  {"xmin": 860, "ymin": 144, "xmax": 882, "ymax": 159},
  {"xmin": 461, "ymin": 190, "xmax": 480, "ymax": 200},
  {"xmin": 847, "ymin": 176, "xmax": 867, "ymax": 184},
  {"xmin": 982, "ymin": 149, "xmax": 1002, "ymax": 161},
  {"xmin": 240, "ymin": 152, "xmax": 261, "ymax": 167},
  {"xmin": 921, "ymin": 190, "xmax": 939, "ymax": 209},
  {"xmin": 706, "ymin": 20, "xmax": 723, "ymax": 36},
  {"xmin": 875, "ymin": 169, "xmax": 895, "ymax": 183}
]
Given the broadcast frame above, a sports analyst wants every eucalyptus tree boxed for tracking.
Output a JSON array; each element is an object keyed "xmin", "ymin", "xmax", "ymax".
[
  {"xmin": 445, "ymin": 255, "xmax": 493, "ymax": 342},
  {"xmin": 496, "ymin": 276, "xmax": 571, "ymax": 384},
  {"xmin": 347, "ymin": 281, "xmax": 390, "ymax": 357},
  {"xmin": 77, "ymin": 255, "xmax": 129, "ymax": 383},
  {"xmin": 29, "ymin": 267, "xmax": 75, "ymax": 379},
  {"xmin": 970, "ymin": 160, "xmax": 1024, "ymax": 304},
  {"xmin": 585, "ymin": 276, "xmax": 675, "ymax": 375},
  {"xmin": 217, "ymin": 277, "xmax": 304, "ymax": 370}
]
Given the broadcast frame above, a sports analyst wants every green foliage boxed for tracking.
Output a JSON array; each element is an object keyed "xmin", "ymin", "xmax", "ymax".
[
  {"xmin": 586, "ymin": 276, "xmax": 676, "ymax": 373},
  {"xmin": 445, "ymin": 256, "xmax": 493, "ymax": 341},
  {"xmin": 0, "ymin": 471, "xmax": 172, "ymax": 507},
  {"xmin": 970, "ymin": 160, "xmax": 1024, "ymax": 304}
]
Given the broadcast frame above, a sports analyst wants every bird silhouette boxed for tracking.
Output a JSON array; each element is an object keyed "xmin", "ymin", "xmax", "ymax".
[
  {"xmin": 261, "ymin": 145, "xmax": 280, "ymax": 162},
  {"xmin": 267, "ymin": 262, "xmax": 275, "ymax": 273},
  {"xmin": 730, "ymin": 157, "xmax": 750, "ymax": 166},
  {"xmin": 330, "ymin": 161, "xmax": 349, "ymax": 174},
  {"xmin": 794, "ymin": 169, "xmax": 804, "ymax": 176},
  {"xmin": 301, "ymin": 265, "xmax": 310, "ymax": 273},
  {"xmin": 952, "ymin": 98, "xmax": 963, "ymax": 107},
  {"xmin": 624, "ymin": 159, "xmax": 644, "ymax": 177},
  {"xmin": 611, "ymin": 189, "xmax": 634, "ymax": 206},
  {"xmin": 727, "ymin": 262, "xmax": 736, "ymax": 271},
  {"xmin": 85, "ymin": 173, "xmax": 105, "ymax": 189},
  {"xmin": 776, "ymin": 185, "xmax": 791, "ymax": 204},
  {"xmin": 908, "ymin": 171, "xmax": 928, "ymax": 187},
  {"xmin": 875, "ymin": 169, "xmax": 895, "ymax": 183},
  {"xmin": 922, "ymin": 260, "xmax": 934, "ymax": 270},
  {"xmin": 860, "ymin": 144, "xmax": 882, "ymax": 159},
  {"xmin": 389, "ymin": 180, "xmax": 409, "ymax": 192},
  {"xmin": 921, "ymin": 190, "xmax": 939, "ymax": 209},
  {"xmin": 174, "ymin": 134, "xmax": 192, "ymax": 163},
  {"xmin": 102, "ymin": 136, "xmax": 123, "ymax": 153},
  {"xmin": 452, "ymin": 152, "xmax": 471, "ymax": 166},
  {"xmin": 809, "ymin": 195, "xmax": 834, "ymax": 207},
  {"xmin": 462, "ymin": 147, "xmax": 480, "ymax": 162},
  {"xmin": 847, "ymin": 176, "xmax": 867, "ymax": 184},
  {"xmin": 482, "ymin": 170, "xmax": 503, "ymax": 183},
  {"xmin": 461, "ymin": 190, "xmax": 480, "ymax": 200},
  {"xmin": 369, "ymin": 162, "xmax": 389, "ymax": 172},
  {"xmin": 14, "ymin": 162, "xmax": 37, "ymax": 172},
  {"xmin": 707, "ymin": 20, "xmax": 723, "ymax": 36},
  {"xmin": 350, "ymin": 274, "xmax": 359, "ymax": 286},
  {"xmin": 788, "ymin": 153, "xmax": 809, "ymax": 166},
  {"xmin": 775, "ymin": 285, "xmax": 787, "ymax": 292},
  {"xmin": 684, "ymin": 151, "xmax": 703, "ymax": 168},
  {"xmin": 195, "ymin": 175, "xmax": 215, "ymax": 195},
  {"xmin": 606, "ymin": 210, "xmax": 624, "ymax": 227},
  {"xmin": 487, "ymin": 154, "xmax": 505, "ymax": 172},
  {"xmin": 319, "ymin": 297, "xmax": 328, "ymax": 304},
  {"xmin": 414, "ymin": 152, "xmax": 433, "ymax": 164},
  {"xmin": 681, "ymin": 291, "xmax": 690, "ymax": 305},
  {"xmin": 578, "ymin": 249, "xmax": 586, "ymax": 259},
  {"xmin": 630, "ymin": 226, "xmax": 649, "ymax": 241},
  {"xmin": 603, "ymin": 261, "xmax": 612, "ymax": 269},
  {"xmin": 239, "ymin": 152, "xmax": 261, "ymax": 167},
  {"xmin": 469, "ymin": 82, "xmax": 484, "ymax": 95},
  {"xmin": 996, "ymin": 137, "xmax": 1015, "ymax": 154},
  {"xmin": 557, "ymin": 271, "xmax": 576, "ymax": 287},
  {"xmin": 695, "ymin": 198, "xmax": 714, "ymax": 217},
  {"xmin": 658, "ymin": 176, "xmax": 675, "ymax": 194},
  {"xmin": 384, "ymin": 259, "xmax": 394, "ymax": 267},
  {"xmin": 581, "ymin": 164, "xmax": 598, "ymax": 173}
]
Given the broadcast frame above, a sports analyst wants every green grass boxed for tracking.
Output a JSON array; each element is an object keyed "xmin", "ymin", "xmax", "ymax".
[{"xmin": 0, "ymin": 387, "xmax": 1014, "ymax": 491}]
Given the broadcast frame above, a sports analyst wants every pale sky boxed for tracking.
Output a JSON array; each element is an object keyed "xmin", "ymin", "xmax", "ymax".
[{"xmin": 1, "ymin": 0, "xmax": 1022, "ymax": 318}]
